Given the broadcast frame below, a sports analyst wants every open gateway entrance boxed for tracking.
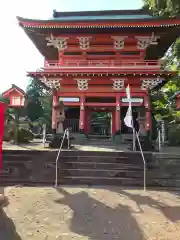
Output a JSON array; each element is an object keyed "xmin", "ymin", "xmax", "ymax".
[{"xmin": 89, "ymin": 108, "xmax": 113, "ymax": 137}]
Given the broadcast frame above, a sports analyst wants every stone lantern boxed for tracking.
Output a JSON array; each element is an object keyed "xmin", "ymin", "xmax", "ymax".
[
  {"xmin": 50, "ymin": 100, "xmax": 70, "ymax": 149},
  {"xmin": 137, "ymin": 116, "xmax": 147, "ymax": 137},
  {"xmin": 136, "ymin": 115, "xmax": 155, "ymax": 151},
  {"xmin": 54, "ymin": 100, "xmax": 65, "ymax": 134}
]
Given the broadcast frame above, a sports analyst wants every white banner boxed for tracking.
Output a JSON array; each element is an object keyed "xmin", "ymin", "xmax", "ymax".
[{"xmin": 124, "ymin": 85, "xmax": 133, "ymax": 128}]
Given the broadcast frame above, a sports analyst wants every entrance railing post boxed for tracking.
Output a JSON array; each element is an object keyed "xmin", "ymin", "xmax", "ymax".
[
  {"xmin": 135, "ymin": 131, "xmax": 146, "ymax": 192},
  {"xmin": 55, "ymin": 128, "xmax": 70, "ymax": 188}
]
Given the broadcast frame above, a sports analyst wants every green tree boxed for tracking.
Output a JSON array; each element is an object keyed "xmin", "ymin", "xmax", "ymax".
[
  {"xmin": 25, "ymin": 78, "xmax": 52, "ymax": 128},
  {"xmin": 143, "ymin": 0, "xmax": 180, "ymax": 16},
  {"xmin": 25, "ymin": 78, "xmax": 46, "ymax": 121},
  {"xmin": 143, "ymin": 0, "xmax": 180, "ymax": 121}
]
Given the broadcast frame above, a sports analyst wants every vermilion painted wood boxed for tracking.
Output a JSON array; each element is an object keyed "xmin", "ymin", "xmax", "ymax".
[
  {"xmin": 2, "ymin": 88, "xmax": 25, "ymax": 108},
  {"xmin": 0, "ymin": 102, "xmax": 6, "ymax": 169},
  {"xmin": 60, "ymin": 102, "xmax": 144, "ymax": 107},
  {"xmin": 44, "ymin": 60, "xmax": 159, "ymax": 68},
  {"xmin": 18, "ymin": 16, "xmax": 178, "ymax": 134},
  {"xmin": 57, "ymin": 91, "xmax": 148, "ymax": 97},
  {"xmin": 28, "ymin": 70, "xmax": 175, "ymax": 76}
]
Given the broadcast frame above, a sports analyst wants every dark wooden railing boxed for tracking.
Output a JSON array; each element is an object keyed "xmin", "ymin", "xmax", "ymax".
[{"xmin": 44, "ymin": 60, "xmax": 160, "ymax": 69}]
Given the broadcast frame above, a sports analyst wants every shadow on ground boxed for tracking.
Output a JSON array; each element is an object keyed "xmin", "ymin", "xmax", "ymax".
[
  {"xmin": 116, "ymin": 189, "xmax": 180, "ymax": 223},
  {"xmin": 0, "ymin": 197, "xmax": 21, "ymax": 240},
  {"xmin": 55, "ymin": 188, "xmax": 145, "ymax": 240}
]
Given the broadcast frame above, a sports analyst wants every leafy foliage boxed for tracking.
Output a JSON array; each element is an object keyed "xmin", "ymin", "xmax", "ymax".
[
  {"xmin": 143, "ymin": 0, "xmax": 180, "ymax": 16},
  {"xmin": 25, "ymin": 78, "xmax": 45, "ymax": 121},
  {"xmin": 143, "ymin": 0, "xmax": 180, "ymax": 121},
  {"xmin": 1, "ymin": 77, "xmax": 53, "ymax": 143},
  {"xmin": 168, "ymin": 124, "xmax": 180, "ymax": 145},
  {"xmin": 25, "ymin": 78, "xmax": 52, "ymax": 126},
  {"xmin": 0, "ymin": 95, "xmax": 9, "ymax": 105},
  {"xmin": 17, "ymin": 128, "xmax": 34, "ymax": 143},
  {"xmin": 4, "ymin": 127, "xmax": 34, "ymax": 143}
]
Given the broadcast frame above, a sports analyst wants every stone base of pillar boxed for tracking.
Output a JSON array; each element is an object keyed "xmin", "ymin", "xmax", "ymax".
[
  {"xmin": 114, "ymin": 130, "xmax": 121, "ymax": 135},
  {"xmin": 79, "ymin": 129, "xmax": 88, "ymax": 140},
  {"xmin": 113, "ymin": 130, "xmax": 122, "ymax": 142},
  {"xmin": 79, "ymin": 129, "xmax": 84, "ymax": 134},
  {"xmin": 52, "ymin": 128, "xmax": 56, "ymax": 135}
]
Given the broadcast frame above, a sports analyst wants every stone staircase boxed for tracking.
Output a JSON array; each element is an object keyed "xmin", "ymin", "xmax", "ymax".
[
  {"xmin": 1, "ymin": 150, "xmax": 152, "ymax": 187},
  {"xmin": 59, "ymin": 151, "xmax": 151, "ymax": 186},
  {"xmin": 2, "ymin": 149, "xmax": 180, "ymax": 189}
]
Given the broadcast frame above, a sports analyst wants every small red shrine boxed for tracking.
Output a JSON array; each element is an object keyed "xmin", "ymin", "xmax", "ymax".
[
  {"xmin": 2, "ymin": 84, "xmax": 25, "ymax": 108},
  {"xmin": 17, "ymin": 9, "xmax": 179, "ymax": 137}
]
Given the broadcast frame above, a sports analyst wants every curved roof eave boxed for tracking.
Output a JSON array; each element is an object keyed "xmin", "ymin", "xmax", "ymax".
[
  {"xmin": 17, "ymin": 15, "xmax": 180, "ymax": 26},
  {"xmin": 17, "ymin": 15, "xmax": 180, "ymax": 60}
]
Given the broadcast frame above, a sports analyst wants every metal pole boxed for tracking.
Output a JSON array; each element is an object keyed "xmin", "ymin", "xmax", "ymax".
[
  {"xmin": 42, "ymin": 124, "xmax": 46, "ymax": 148},
  {"xmin": 130, "ymin": 108, "xmax": 135, "ymax": 151},
  {"xmin": 55, "ymin": 129, "xmax": 67, "ymax": 188},
  {"xmin": 14, "ymin": 109, "xmax": 19, "ymax": 144},
  {"xmin": 135, "ymin": 131, "xmax": 146, "ymax": 192},
  {"xmin": 158, "ymin": 130, "xmax": 161, "ymax": 152},
  {"xmin": 67, "ymin": 129, "xmax": 70, "ymax": 150},
  {"xmin": 161, "ymin": 121, "xmax": 165, "ymax": 145},
  {"xmin": 133, "ymin": 128, "xmax": 136, "ymax": 151}
]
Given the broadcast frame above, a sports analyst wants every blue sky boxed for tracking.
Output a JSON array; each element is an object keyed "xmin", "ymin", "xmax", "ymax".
[{"xmin": 0, "ymin": 0, "xmax": 143, "ymax": 92}]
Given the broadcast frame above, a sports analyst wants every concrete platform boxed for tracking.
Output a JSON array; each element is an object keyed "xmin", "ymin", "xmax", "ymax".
[
  {"xmin": 2, "ymin": 139, "xmax": 130, "ymax": 152},
  {"xmin": 2, "ymin": 140, "xmax": 180, "ymax": 154}
]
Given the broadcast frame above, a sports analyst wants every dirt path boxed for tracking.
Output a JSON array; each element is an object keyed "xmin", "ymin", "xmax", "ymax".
[{"xmin": 1, "ymin": 187, "xmax": 180, "ymax": 240}]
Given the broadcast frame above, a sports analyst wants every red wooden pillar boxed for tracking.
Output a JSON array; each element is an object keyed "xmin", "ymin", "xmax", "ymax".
[
  {"xmin": 79, "ymin": 96, "xmax": 85, "ymax": 133},
  {"xmin": 144, "ymin": 94, "xmax": 152, "ymax": 131},
  {"xmin": 0, "ymin": 102, "xmax": 6, "ymax": 169},
  {"xmin": 115, "ymin": 94, "xmax": 121, "ymax": 134},
  {"xmin": 52, "ymin": 89, "xmax": 58, "ymax": 133},
  {"xmin": 84, "ymin": 107, "xmax": 88, "ymax": 134}
]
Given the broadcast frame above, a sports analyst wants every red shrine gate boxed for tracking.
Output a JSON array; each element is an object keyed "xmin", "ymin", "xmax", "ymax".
[
  {"xmin": 17, "ymin": 9, "xmax": 179, "ymax": 137},
  {"xmin": 59, "ymin": 94, "xmax": 148, "ymax": 136}
]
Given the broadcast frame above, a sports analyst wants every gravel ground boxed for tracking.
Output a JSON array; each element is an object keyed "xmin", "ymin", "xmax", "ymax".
[{"xmin": 1, "ymin": 187, "xmax": 180, "ymax": 240}]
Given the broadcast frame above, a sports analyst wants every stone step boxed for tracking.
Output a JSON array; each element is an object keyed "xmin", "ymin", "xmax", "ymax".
[
  {"xmin": 60, "ymin": 168, "xmax": 144, "ymax": 178},
  {"xmin": 61, "ymin": 162, "xmax": 143, "ymax": 170},
  {"xmin": 0, "ymin": 180, "xmax": 55, "ymax": 186},
  {"xmin": 2, "ymin": 149, "xmax": 153, "ymax": 157},
  {"xmin": 60, "ymin": 157, "xmax": 144, "ymax": 165},
  {"xmin": 76, "ymin": 156, "xmax": 146, "ymax": 164},
  {"xmin": 60, "ymin": 176, "xmax": 143, "ymax": 186}
]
